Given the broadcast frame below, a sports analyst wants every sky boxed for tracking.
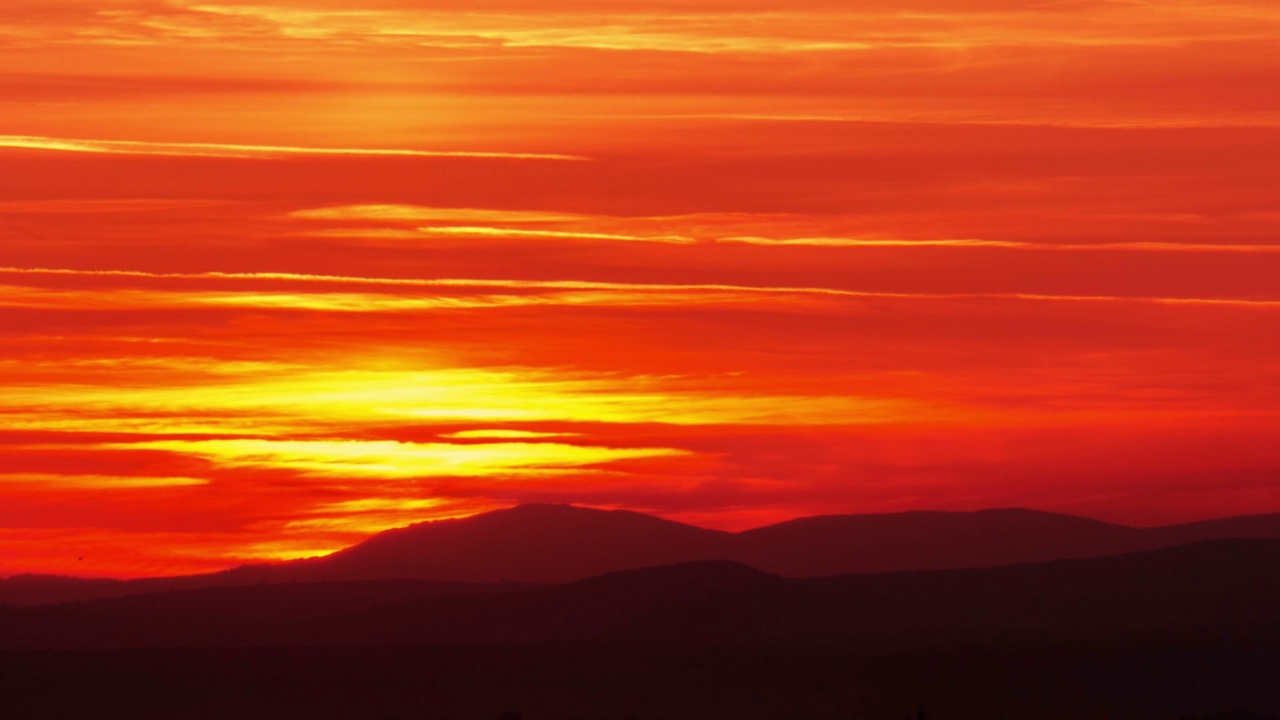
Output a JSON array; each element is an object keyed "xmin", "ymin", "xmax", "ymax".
[{"xmin": 2, "ymin": 0, "xmax": 1279, "ymax": 577}]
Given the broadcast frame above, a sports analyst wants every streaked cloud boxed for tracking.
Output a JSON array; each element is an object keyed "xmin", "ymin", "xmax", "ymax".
[
  {"xmin": 3, "ymin": 267, "xmax": 1278, "ymax": 310},
  {"xmin": 0, "ymin": 473, "xmax": 209, "ymax": 489},
  {"xmin": 137, "ymin": 3, "xmax": 1280, "ymax": 55},
  {"xmin": 280, "ymin": 497, "xmax": 488, "ymax": 536},
  {"xmin": 292, "ymin": 204, "xmax": 588, "ymax": 224},
  {"xmin": 721, "ymin": 236, "xmax": 1015, "ymax": 248},
  {"xmin": 441, "ymin": 429, "xmax": 580, "ymax": 439},
  {"xmin": 0, "ymin": 135, "xmax": 587, "ymax": 161},
  {"xmin": 721, "ymin": 236, "xmax": 1280, "ymax": 253},
  {"xmin": 418, "ymin": 226, "xmax": 697, "ymax": 244},
  {"xmin": 108, "ymin": 439, "xmax": 692, "ymax": 479}
]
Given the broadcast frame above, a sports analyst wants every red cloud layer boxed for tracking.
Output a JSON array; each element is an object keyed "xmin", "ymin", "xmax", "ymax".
[{"xmin": 1, "ymin": 0, "xmax": 1278, "ymax": 576}]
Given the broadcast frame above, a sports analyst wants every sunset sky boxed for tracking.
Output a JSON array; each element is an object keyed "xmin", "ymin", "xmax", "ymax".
[{"xmin": 2, "ymin": 0, "xmax": 1279, "ymax": 577}]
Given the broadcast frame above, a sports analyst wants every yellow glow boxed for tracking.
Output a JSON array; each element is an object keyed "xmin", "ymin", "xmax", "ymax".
[
  {"xmin": 313, "ymin": 498, "xmax": 449, "ymax": 513},
  {"xmin": 277, "ymin": 497, "xmax": 492, "ymax": 536},
  {"xmin": 419, "ymin": 226, "xmax": 697, "ymax": 244},
  {"xmin": 442, "ymin": 429, "xmax": 579, "ymax": 439},
  {"xmin": 0, "ymin": 473, "xmax": 209, "ymax": 489},
  {"xmin": 292, "ymin": 205, "xmax": 587, "ymax": 224},
  {"xmin": 0, "ymin": 283, "xmax": 830, "ymax": 313},
  {"xmin": 230, "ymin": 538, "xmax": 352, "ymax": 562},
  {"xmin": 0, "ymin": 359, "xmax": 926, "ymax": 436},
  {"xmin": 109, "ymin": 439, "xmax": 693, "ymax": 479},
  {"xmin": 6, "ymin": 269, "xmax": 1280, "ymax": 310},
  {"xmin": 190, "ymin": 291, "xmax": 538, "ymax": 312}
]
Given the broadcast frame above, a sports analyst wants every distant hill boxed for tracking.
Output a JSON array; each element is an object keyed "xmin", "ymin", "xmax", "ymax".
[
  {"xmin": 284, "ymin": 503, "xmax": 736, "ymax": 583},
  {"xmin": 4, "ymin": 504, "xmax": 1280, "ymax": 606},
  {"xmin": 3, "ymin": 540, "xmax": 1278, "ymax": 649},
  {"xmin": 299, "ymin": 539, "xmax": 1280, "ymax": 647},
  {"xmin": 0, "ymin": 574, "xmax": 130, "ymax": 607},
  {"xmin": 734, "ymin": 507, "xmax": 1143, "ymax": 575}
]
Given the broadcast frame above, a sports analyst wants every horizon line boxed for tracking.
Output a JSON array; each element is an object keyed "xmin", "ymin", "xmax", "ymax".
[{"xmin": 5, "ymin": 502, "xmax": 1278, "ymax": 582}]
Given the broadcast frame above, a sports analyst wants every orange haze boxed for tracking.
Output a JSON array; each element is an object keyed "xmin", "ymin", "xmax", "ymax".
[{"xmin": 2, "ymin": 0, "xmax": 1279, "ymax": 577}]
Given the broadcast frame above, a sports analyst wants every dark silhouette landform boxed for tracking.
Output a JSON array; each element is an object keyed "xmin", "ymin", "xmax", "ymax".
[
  {"xmin": 3, "ymin": 505, "xmax": 1279, "ymax": 720},
  {"xmin": 4, "ymin": 504, "xmax": 1280, "ymax": 605},
  {"xmin": 1, "ymin": 538, "xmax": 1278, "ymax": 649}
]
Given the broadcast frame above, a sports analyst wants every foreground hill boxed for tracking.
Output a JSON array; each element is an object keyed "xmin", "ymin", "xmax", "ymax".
[
  {"xmin": 4, "ymin": 504, "xmax": 1280, "ymax": 606},
  {"xmin": 3, "ymin": 539, "xmax": 1278, "ymax": 649},
  {"xmin": 3, "ymin": 541, "xmax": 1279, "ymax": 720}
]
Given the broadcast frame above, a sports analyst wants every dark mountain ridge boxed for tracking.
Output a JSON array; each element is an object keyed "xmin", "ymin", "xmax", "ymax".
[
  {"xmin": 302, "ymin": 503, "xmax": 736, "ymax": 583},
  {"xmin": 4, "ymin": 504, "xmax": 1280, "ymax": 606},
  {"xmin": 3, "ymin": 539, "xmax": 1278, "ymax": 649}
]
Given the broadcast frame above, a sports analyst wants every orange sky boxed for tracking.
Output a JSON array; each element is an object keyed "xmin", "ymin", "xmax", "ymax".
[{"xmin": 2, "ymin": 0, "xmax": 1279, "ymax": 577}]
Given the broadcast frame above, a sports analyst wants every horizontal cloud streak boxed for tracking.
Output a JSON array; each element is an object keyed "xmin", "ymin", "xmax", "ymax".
[
  {"xmin": 0, "ymin": 473, "xmax": 209, "ymax": 489},
  {"xmin": 293, "ymin": 205, "xmax": 588, "ymax": 223},
  {"xmin": 0, "ymin": 135, "xmax": 588, "ymax": 161},
  {"xmin": 2, "ymin": 267, "xmax": 1277, "ymax": 309},
  {"xmin": 721, "ymin": 236, "xmax": 1280, "ymax": 253},
  {"xmin": 107, "ymin": 439, "xmax": 692, "ymax": 479},
  {"xmin": 418, "ymin": 226, "xmax": 697, "ymax": 243}
]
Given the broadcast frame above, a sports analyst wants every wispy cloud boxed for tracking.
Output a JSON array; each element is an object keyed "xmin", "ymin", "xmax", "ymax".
[
  {"xmin": 3, "ymin": 267, "xmax": 1278, "ymax": 309},
  {"xmin": 721, "ymin": 236, "xmax": 1016, "ymax": 248},
  {"xmin": 418, "ymin": 225, "xmax": 697, "ymax": 244},
  {"xmin": 292, "ymin": 205, "xmax": 588, "ymax": 224},
  {"xmin": 175, "ymin": 3, "xmax": 1280, "ymax": 54},
  {"xmin": 721, "ymin": 236, "xmax": 1280, "ymax": 253},
  {"xmin": 441, "ymin": 429, "xmax": 581, "ymax": 440},
  {"xmin": 0, "ymin": 473, "xmax": 209, "ymax": 489},
  {"xmin": 0, "ymin": 135, "xmax": 588, "ymax": 161},
  {"xmin": 107, "ymin": 438, "xmax": 691, "ymax": 479}
]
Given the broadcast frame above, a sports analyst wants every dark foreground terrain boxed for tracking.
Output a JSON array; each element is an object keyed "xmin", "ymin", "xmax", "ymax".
[
  {"xmin": 3, "ymin": 640, "xmax": 1279, "ymax": 720},
  {"xmin": 2, "ymin": 539, "xmax": 1278, "ymax": 719},
  {"xmin": 7, "ymin": 504, "xmax": 1280, "ymax": 607}
]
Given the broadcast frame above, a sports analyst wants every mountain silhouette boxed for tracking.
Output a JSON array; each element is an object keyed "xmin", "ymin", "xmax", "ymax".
[
  {"xmin": 300, "ymin": 539, "xmax": 1280, "ymax": 646},
  {"xmin": 285, "ymin": 503, "xmax": 735, "ymax": 583},
  {"xmin": 4, "ymin": 504, "xmax": 1280, "ymax": 606},
  {"xmin": 2, "ymin": 540, "xmax": 1278, "ymax": 649},
  {"xmin": 231, "ymin": 504, "xmax": 1280, "ymax": 584},
  {"xmin": 734, "ymin": 507, "xmax": 1142, "ymax": 575}
]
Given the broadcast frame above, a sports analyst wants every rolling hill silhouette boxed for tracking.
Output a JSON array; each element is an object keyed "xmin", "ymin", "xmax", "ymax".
[
  {"xmin": 4, "ymin": 504, "xmax": 1280, "ymax": 606},
  {"xmin": 307, "ymin": 538, "xmax": 1280, "ymax": 646},
  {"xmin": 226, "ymin": 504, "xmax": 1280, "ymax": 583},
  {"xmin": 734, "ymin": 507, "xmax": 1141, "ymax": 575},
  {"xmin": 2, "ymin": 539, "xmax": 1278, "ymax": 649},
  {"xmin": 287, "ymin": 503, "xmax": 735, "ymax": 583}
]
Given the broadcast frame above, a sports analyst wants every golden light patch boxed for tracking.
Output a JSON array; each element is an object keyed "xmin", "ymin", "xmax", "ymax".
[
  {"xmin": 0, "ymin": 473, "xmax": 209, "ymax": 489},
  {"xmin": 419, "ymin": 226, "xmax": 696, "ymax": 244},
  {"xmin": 292, "ymin": 205, "xmax": 587, "ymax": 224},
  {"xmin": 109, "ymin": 439, "xmax": 693, "ymax": 479},
  {"xmin": 441, "ymin": 429, "xmax": 580, "ymax": 440}
]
